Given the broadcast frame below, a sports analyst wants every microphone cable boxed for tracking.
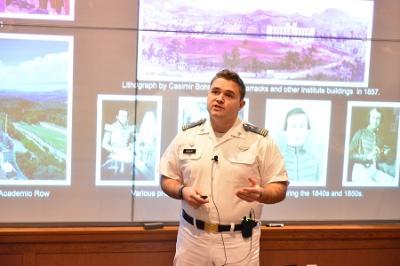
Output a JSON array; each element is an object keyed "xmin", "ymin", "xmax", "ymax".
[{"xmin": 210, "ymin": 155, "xmax": 255, "ymax": 266}]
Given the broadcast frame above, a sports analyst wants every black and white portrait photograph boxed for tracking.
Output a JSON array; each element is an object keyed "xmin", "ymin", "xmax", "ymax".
[
  {"xmin": 96, "ymin": 94, "xmax": 162, "ymax": 187},
  {"xmin": 343, "ymin": 101, "xmax": 400, "ymax": 187},
  {"xmin": 265, "ymin": 99, "xmax": 331, "ymax": 186}
]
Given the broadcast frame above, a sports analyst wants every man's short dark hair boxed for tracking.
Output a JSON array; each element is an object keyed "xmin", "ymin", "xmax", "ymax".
[
  {"xmin": 284, "ymin": 107, "xmax": 311, "ymax": 130},
  {"xmin": 210, "ymin": 69, "xmax": 246, "ymax": 100}
]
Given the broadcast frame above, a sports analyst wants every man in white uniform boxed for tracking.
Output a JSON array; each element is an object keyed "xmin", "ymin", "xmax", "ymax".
[
  {"xmin": 102, "ymin": 109, "xmax": 134, "ymax": 174},
  {"xmin": 159, "ymin": 69, "xmax": 288, "ymax": 265}
]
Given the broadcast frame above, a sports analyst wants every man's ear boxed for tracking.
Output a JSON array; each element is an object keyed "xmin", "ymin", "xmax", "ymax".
[{"xmin": 239, "ymin": 99, "xmax": 246, "ymax": 109}]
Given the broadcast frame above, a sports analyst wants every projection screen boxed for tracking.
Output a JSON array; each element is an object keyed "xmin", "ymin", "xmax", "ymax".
[{"xmin": 0, "ymin": 0, "xmax": 399, "ymax": 224}]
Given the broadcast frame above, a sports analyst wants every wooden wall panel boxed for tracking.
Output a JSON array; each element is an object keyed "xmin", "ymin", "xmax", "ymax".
[
  {"xmin": 0, "ymin": 225, "xmax": 399, "ymax": 266},
  {"xmin": 36, "ymin": 252, "xmax": 174, "ymax": 266},
  {"xmin": 0, "ymin": 254, "xmax": 23, "ymax": 266},
  {"xmin": 260, "ymin": 249, "xmax": 400, "ymax": 266}
]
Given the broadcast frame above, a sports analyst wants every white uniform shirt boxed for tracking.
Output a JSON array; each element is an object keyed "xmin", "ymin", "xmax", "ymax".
[{"xmin": 159, "ymin": 118, "xmax": 288, "ymax": 224}]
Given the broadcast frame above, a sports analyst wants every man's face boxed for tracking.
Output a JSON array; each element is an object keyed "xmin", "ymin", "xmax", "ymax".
[
  {"xmin": 368, "ymin": 109, "xmax": 382, "ymax": 130},
  {"xmin": 207, "ymin": 78, "xmax": 244, "ymax": 122},
  {"xmin": 285, "ymin": 113, "xmax": 309, "ymax": 147},
  {"xmin": 117, "ymin": 110, "xmax": 128, "ymax": 125}
]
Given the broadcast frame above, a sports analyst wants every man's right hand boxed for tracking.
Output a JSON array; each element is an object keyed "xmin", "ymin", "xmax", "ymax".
[{"xmin": 182, "ymin": 186, "xmax": 209, "ymax": 209}]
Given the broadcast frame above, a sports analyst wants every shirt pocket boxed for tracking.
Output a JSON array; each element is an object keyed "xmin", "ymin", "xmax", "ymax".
[
  {"xmin": 229, "ymin": 152, "xmax": 257, "ymax": 165},
  {"xmin": 227, "ymin": 152, "xmax": 259, "ymax": 186},
  {"xmin": 177, "ymin": 145, "xmax": 203, "ymax": 184}
]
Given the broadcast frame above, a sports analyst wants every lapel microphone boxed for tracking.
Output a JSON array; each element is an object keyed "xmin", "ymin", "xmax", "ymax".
[{"xmin": 212, "ymin": 155, "xmax": 218, "ymax": 162}]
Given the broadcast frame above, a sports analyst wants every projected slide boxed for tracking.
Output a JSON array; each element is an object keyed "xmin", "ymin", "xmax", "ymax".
[
  {"xmin": 0, "ymin": 0, "xmax": 74, "ymax": 20},
  {"xmin": 265, "ymin": 99, "xmax": 331, "ymax": 186},
  {"xmin": 0, "ymin": 33, "xmax": 73, "ymax": 186},
  {"xmin": 96, "ymin": 94, "xmax": 162, "ymax": 187},
  {"xmin": 342, "ymin": 102, "xmax": 400, "ymax": 187},
  {"xmin": 138, "ymin": 0, "xmax": 373, "ymax": 87},
  {"xmin": 177, "ymin": 96, "xmax": 249, "ymax": 132},
  {"xmin": 2, "ymin": 0, "xmax": 400, "ymax": 225}
]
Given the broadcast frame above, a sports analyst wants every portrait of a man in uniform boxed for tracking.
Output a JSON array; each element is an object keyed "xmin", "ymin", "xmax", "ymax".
[
  {"xmin": 96, "ymin": 95, "xmax": 162, "ymax": 186},
  {"xmin": 102, "ymin": 109, "xmax": 135, "ymax": 175},
  {"xmin": 344, "ymin": 105, "xmax": 399, "ymax": 186},
  {"xmin": 265, "ymin": 99, "xmax": 331, "ymax": 186}
]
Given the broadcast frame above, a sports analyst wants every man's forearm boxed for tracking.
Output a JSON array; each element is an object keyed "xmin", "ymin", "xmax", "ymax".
[
  {"xmin": 160, "ymin": 175, "xmax": 183, "ymax": 200},
  {"xmin": 258, "ymin": 181, "xmax": 288, "ymax": 204}
]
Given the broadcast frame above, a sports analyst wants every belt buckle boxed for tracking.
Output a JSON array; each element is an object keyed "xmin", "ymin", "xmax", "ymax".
[{"xmin": 204, "ymin": 222, "xmax": 218, "ymax": 233}]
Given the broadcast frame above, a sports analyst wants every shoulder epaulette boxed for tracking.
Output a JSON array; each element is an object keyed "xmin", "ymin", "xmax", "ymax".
[
  {"xmin": 243, "ymin": 123, "xmax": 268, "ymax": 137},
  {"xmin": 182, "ymin": 118, "xmax": 206, "ymax": 131}
]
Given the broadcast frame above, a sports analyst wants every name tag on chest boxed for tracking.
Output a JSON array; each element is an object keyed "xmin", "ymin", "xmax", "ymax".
[{"xmin": 183, "ymin": 148, "xmax": 196, "ymax": 154}]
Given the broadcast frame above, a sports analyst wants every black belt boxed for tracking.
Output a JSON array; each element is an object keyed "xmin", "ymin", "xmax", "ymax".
[{"xmin": 182, "ymin": 209, "xmax": 242, "ymax": 233}]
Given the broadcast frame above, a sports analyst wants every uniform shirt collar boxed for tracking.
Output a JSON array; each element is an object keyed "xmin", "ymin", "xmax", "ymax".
[
  {"xmin": 198, "ymin": 118, "xmax": 245, "ymax": 139},
  {"xmin": 229, "ymin": 118, "xmax": 246, "ymax": 139}
]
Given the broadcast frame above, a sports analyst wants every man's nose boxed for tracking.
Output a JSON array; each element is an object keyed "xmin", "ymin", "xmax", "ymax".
[{"xmin": 216, "ymin": 94, "xmax": 224, "ymax": 102}]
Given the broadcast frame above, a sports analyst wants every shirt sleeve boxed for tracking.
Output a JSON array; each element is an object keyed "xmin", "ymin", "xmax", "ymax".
[{"xmin": 158, "ymin": 133, "xmax": 183, "ymax": 182}]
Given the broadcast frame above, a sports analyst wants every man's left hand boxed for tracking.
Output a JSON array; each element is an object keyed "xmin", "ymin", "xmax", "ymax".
[{"xmin": 236, "ymin": 177, "xmax": 263, "ymax": 202}]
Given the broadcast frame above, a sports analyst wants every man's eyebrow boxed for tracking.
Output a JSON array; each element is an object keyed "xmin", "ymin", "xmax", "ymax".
[{"xmin": 210, "ymin": 86, "xmax": 237, "ymax": 96}]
